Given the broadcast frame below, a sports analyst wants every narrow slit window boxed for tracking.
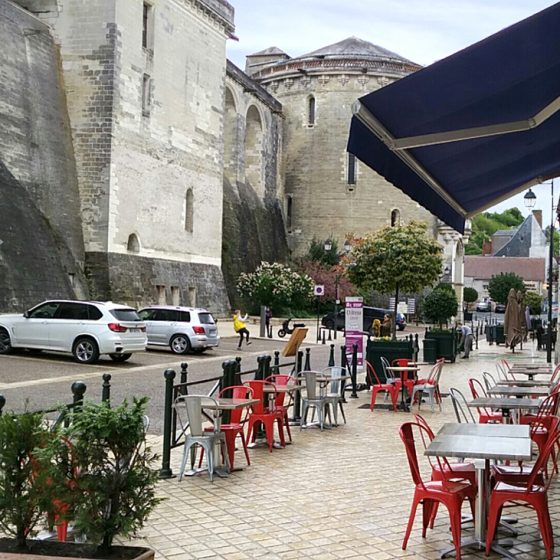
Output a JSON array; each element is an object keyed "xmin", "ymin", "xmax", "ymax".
[
  {"xmin": 142, "ymin": 74, "xmax": 152, "ymax": 116},
  {"xmin": 307, "ymin": 96, "xmax": 315, "ymax": 126},
  {"xmin": 347, "ymin": 153, "xmax": 356, "ymax": 185},
  {"xmin": 286, "ymin": 195, "xmax": 293, "ymax": 232},
  {"xmin": 142, "ymin": 3, "xmax": 153, "ymax": 49},
  {"xmin": 185, "ymin": 188, "xmax": 194, "ymax": 232},
  {"xmin": 127, "ymin": 233, "xmax": 140, "ymax": 253},
  {"xmin": 391, "ymin": 209, "xmax": 401, "ymax": 227}
]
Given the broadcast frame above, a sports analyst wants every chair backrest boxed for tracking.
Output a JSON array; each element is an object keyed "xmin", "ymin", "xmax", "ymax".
[
  {"xmin": 468, "ymin": 378, "xmax": 494, "ymax": 417},
  {"xmin": 243, "ymin": 380, "xmax": 276, "ymax": 414},
  {"xmin": 302, "ymin": 370, "xmax": 321, "ymax": 400},
  {"xmin": 427, "ymin": 359, "xmax": 443, "ymax": 385},
  {"xmin": 380, "ymin": 356, "xmax": 396, "ymax": 382},
  {"xmin": 365, "ymin": 360, "xmax": 383, "ymax": 386},
  {"xmin": 392, "ymin": 358, "xmax": 410, "ymax": 368},
  {"xmin": 265, "ymin": 374, "xmax": 294, "ymax": 408},
  {"xmin": 533, "ymin": 392, "xmax": 560, "ymax": 426},
  {"xmin": 174, "ymin": 395, "xmax": 221, "ymax": 437},
  {"xmin": 528, "ymin": 429, "xmax": 560, "ymax": 489},
  {"xmin": 482, "ymin": 371, "xmax": 497, "ymax": 392},
  {"xmin": 551, "ymin": 364, "xmax": 560, "ymax": 385},
  {"xmin": 449, "ymin": 387, "xmax": 476, "ymax": 423},
  {"xmin": 413, "ymin": 413, "xmax": 435, "ymax": 438},
  {"xmin": 218, "ymin": 385, "xmax": 254, "ymax": 423},
  {"xmin": 322, "ymin": 366, "xmax": 347, "ymax": 396},
  {"xmin": 495, "ymin": 361, "xmax": 508, "ymax": 380}
]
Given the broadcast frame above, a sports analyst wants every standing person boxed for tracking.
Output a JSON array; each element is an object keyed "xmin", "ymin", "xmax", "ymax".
[
  {"xmin": 265, "ymin": 306, "xmax": 273, "ymax": 338},
  {"xmin": 233, "ymin": 309, "xmax": 251, "ymax": 349},
  {"xmin": 457, "ymin": 322, "xmax": 473, "ymax": 359},
  {"xmin": 380, "ymin": 314, "xmax": 393, "ymax": 337}
]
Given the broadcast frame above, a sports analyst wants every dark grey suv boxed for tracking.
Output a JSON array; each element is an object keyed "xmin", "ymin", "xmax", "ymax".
[{"xmin": 138, "ymin": 306, "xmax": 219, "ymax": 354}]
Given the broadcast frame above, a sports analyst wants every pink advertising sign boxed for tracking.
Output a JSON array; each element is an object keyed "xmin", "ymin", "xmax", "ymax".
[{"xmin": 344, "ymin": 296, "xmax": 363, "ymax": 366}]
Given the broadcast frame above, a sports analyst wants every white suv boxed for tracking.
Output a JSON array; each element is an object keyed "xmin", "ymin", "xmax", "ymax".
[
  {"xmin": 0, "ymin": 300, "xmax": 147, "ymax": 364},
  {"xmin": 138, "ymin": 306, "xmax": 219, "ymax": 354}
]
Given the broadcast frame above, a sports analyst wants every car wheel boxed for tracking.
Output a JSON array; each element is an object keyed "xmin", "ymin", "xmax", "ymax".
[
  {"xmin": 170, "ymin": 334, "xmax": 191, "ymax": 354},
  {"xmin": 109, "ymin": 353, "xmax": 132, "ymax": 362},
  {"xmin": 398, "ymin": 324, "xmax": 405, "ymax": 331},
  {"xmin": 72, "ymin": 337, "xmax": 100, "ymax": 364},
  {"xmin": 0, "ymin": 328, "xmax": 12, "ymax": 354}
]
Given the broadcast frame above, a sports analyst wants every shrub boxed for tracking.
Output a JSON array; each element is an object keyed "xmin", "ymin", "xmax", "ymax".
[{"xmin": 423, "ymin": 288, "xmax": 458, "ymax": 328}]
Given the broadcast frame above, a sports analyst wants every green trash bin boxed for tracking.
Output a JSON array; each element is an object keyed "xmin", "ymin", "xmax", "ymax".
[
  {"xmin": 495, "ymin": 325, "xmax": 505, "ymax": 345},
  {"xmin": 423, "ymin": 338, "xmax": 437, "ymax": 363}
]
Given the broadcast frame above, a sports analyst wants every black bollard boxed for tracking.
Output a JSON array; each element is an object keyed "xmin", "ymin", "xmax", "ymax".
[
  {"xmin": 233, "ymin": 357, "xmax": 242, "ymax": 385},
  {"xmin": 71, "ymin": 381, "xmax": 87, "ymax": 412},
  {"xmin": 273, "ymin": 351, "xmax": 280, "ymax": 374},
  {"xmin": 322, "ymin": 329, "xmax": 326, "ymax": 344},
  {"xmin": 160, "ymin": 369, "xmax": 176, "ymax": 479},
  {"xmin": 264, "ymin": 355, "xmax": 272, "ymax": 380},
  {"xmin": 101, "ymin": 373, "xmax": 112, "ymax": 404},
  {"xmin": 0, "ymin": 395, "xmax": 5, "ymax": 416},
  {"xmin": 340, "ymin": 345, "xmax": 346, "ymax": 368},
  {"xmin": 291, "ymin": 350, "xmax": 304, "ymax": 422},
  {"xmin": 328, "ymin": 344, "xmax": 335, "ymax": 367},
  {"xmin": 350, "ymin": 343, "xmax": 358, "ymax": 398},
  {"xmin": 256, "ymin": 355, "xmax": 266, "ymax": 380},
  {"xmin": 180, "ymin": 362, "xmax": 188, "ymax": 394},
  {"xmin": 304, "ymin": 347, "xmax": 311, "ymax": 371},
  {"xmin": 328, "ymin": 328, "xmax": 332, "ymax": 341}
]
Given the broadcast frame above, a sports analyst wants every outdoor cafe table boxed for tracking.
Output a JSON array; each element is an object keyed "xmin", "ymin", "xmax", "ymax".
[
  {"xmin": 496, "ymin": 379, "xmax": 551, "ymax": 388},
  {"xmin": 468, "ymin": 397, "xmax": 542, "ymax": 422},
  {"xmin": 385, "ymin": 365, "xmax": 420, "ymax": 412},
  {"xmin": 425, "ymin": 422, "xmax": 531, "ymax": 559},
  {"xmin": 487, "ymin": 385, "xmax": 550, "ymax": 398},
  {"xmin": 509, "ymin": 366, "xmax": 553, "ymax": 381}
]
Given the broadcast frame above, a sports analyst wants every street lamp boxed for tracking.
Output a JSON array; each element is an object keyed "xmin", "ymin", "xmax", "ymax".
[
  {"xmin": 524, "ymin": 181, "xmax": 556, "ymax": 363},
  {"xmin": 324, "ymin": 239, "xmax": 352, "ymax": 340}
]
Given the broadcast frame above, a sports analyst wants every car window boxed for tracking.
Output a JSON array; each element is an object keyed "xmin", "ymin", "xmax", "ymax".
[
  {"xmin": 87, "ymin": 305, "xmax": 103, "ymax": 320},
  {"xmin": 198, "ymin": 312, "xmax": 214, "ymax": 324},
  {"xmin": 155, "ymin": 309, "xmax": 177, "ymax": 322},
  {"xmin": 138, "ymin": 309, "xmax": 157, "ymax": 321},
  {"xmin": 56, "ymin": 302, "xmax": 89, "ymax": 320},
  {"xmin": 178, "ymin": 311, "xmax": 191, "ymax": 322},
  {"xmin": 28, "ymin": 302, "xmax": 59, "ymax": 319},
  {"xmin": 110, "ymin": 308, "xmax": 141, "ymax": 321}
]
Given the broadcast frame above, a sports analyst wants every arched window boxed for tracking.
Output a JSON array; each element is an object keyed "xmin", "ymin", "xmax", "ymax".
[
  {"xmin": 307, "ymin": 96, "xmax": 316, "ymax": 126},
  {"xmin": 185, "ymin": 189, "xmax": 194, "ymax": 232},
  {"xmin": 391, "ymin": 209, "xmax": 401, "ymax": 227},
  {"xmin": 127, "ymin": 233, "xmax": 140, "ymax": 253}
]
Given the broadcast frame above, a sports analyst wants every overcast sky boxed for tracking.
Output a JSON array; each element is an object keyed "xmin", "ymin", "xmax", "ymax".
[{"xmin": 226, "ymin": 0, "xmax": 558, "ymax": 227}]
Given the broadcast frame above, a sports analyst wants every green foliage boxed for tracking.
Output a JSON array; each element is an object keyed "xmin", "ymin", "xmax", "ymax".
[
  {"xmin": 524, "ymin": 291, "xmax": 543, "ymax": 314},
  {"xmin": 237, "ymin": 261, "xmax": 314, "ymax": 314},
  {"xmin": 488, "ymin": 272, "xmax": 525, "ymax": 304},
  {"xmin": 465, "ymin": 208, "xmax": 524, "ymax": 255},
  {"xmin": 423, "ymin": 288, "xmax": 458, "ymax": 328},
  {"xmin": 67, "ymin": 398, "xmax": 161, "ymax": 554},
  {"xmin": 0, "ymin": 411, "xmax": 55, "ymax": 549},
  {"xmin": 307, "ymin": 237, "xmax": 339, "ymax": 267},
  {"xmin": 347, "ymin": 222, "xmax": 443, "ymax": 296},
  {"xmin": 463, "ymin": 287, "xmax": 478, "ymax": 304}
]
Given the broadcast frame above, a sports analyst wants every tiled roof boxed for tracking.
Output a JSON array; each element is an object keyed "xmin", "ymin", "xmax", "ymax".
[{"xmin": 464, "ymin": 256, "xmax": 545, "ymax": 281}]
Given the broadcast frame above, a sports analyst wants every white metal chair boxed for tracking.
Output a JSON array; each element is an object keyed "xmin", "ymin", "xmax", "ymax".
[
  {"xmin": 301, "ymin": 371, "xmax": 332, "ymax": 430},
  {"xmin": 174, "ymin": 395, "xmax": 229, "ymax": 482},
  {"xmin": 410, "ymin": 360, "xmax": 444, "ymax": 411},
  {"xmin": 482, "ymin": 371, "xmax": 498, "ymax": 392},
  {"xmin": 322, "ymin": 366, "xmax": 347, "ymax": 426}
]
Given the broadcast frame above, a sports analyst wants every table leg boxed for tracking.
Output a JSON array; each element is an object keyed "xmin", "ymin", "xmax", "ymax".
[{"xmin": 399, "ymin": 373, "xmax": 409, "ymax": 412}]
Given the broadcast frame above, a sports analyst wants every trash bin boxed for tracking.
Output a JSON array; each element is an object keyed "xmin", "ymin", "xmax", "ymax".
[
  {"xmin": 423, "ymin": 338, "xmax": 437, "ymax": 363},
  {"xmin": 495, "ymin": 325, "xmax": 505, "ymax": 345}
]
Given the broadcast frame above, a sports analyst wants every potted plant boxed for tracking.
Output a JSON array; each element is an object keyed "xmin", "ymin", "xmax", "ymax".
[
  {"xmin": 423, "ymin": 286, "xmax": 459, "ymax": 362},
  {"xmin": 366, "ymin": 336, "xmax": 414, "ymax": 382},
  {"xmin": 0, "ymin": 398, "xmax": 160, "ymax": 559}
]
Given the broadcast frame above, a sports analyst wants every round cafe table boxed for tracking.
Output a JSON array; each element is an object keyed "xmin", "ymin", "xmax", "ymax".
[{"xmin": 385, "ymin": 365, "xmax": 420, "ymax": 412}]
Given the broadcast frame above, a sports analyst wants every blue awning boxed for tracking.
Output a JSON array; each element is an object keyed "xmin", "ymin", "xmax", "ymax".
[{"xmin": 347, "ymin": 3, "xmax": 560, "ymax": 234}]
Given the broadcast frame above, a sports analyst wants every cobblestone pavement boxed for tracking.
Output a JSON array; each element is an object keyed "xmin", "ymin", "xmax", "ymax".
[{"xmin": 118, "ymin": 334, "xmax": 560, "ymax": 560}]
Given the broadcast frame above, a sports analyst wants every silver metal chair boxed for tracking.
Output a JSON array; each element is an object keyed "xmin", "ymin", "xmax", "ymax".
[
  {"xmin": 482, "ymin": 371, "xmax": 497, "ymax": 392},
  {"xmin": 449, "ymin": 387, "xmax": 476, "ymax": 424},
  {"xmin": 322, "ymin": 366, "xmax": 347, "ymax": 426},
  {"xmin": 410, "ymin": 360, "xmax": 444, "ymax": 411},
  {"xmin": 301, "ymin": 371, "xmax": 332, "ymax": 430},
  {"xmin": 174, "ymin": 395, "xmax": 229, "ymax": 482}
]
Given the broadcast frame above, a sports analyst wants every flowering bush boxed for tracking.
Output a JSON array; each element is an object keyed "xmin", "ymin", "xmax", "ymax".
[{"xmin": 237, "ymin": 262, "xmax": 314, "ymax": 313}]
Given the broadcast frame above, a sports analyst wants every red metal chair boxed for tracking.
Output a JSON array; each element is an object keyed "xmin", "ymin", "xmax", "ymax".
[
  {"xmin": 486, "ymin": 430, "xmax": 560, "ymax": 560},
  {"xmin": 244, "ymin": 380, "xmax": 286, "ymax": 452},
  {"xmin": 265, "ymin": 374, "xmax": 295, "ymax": 443},
  {"xmin": 198, "ymin": 385, "xmax": 253, "ymax": 470},
  {"xmin": 366, "ymin": 360, "xmax": 400, "ymax": 411},
  {"xmin": 399, "ymin": 422, "xmax": 476, "ymax": 560},
  {"xmin": 392, "ymin": 358, "xmax": 416, "ymax": 396},
  {"xmin": 467, "ymin": 377, "xmax": 502, "ymax": 423}
]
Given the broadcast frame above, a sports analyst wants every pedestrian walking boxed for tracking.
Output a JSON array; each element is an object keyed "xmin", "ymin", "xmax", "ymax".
[
  {"xmin": 233, "ymin": 309, "xmax": 251, "ymax": 349},
  {"xmin": 265, "ymin": 306, "xmax": 273, "ymax": 338},
  {"xmin": 457, "ymin": 322, "xmax": 473, "ymax": 358}
]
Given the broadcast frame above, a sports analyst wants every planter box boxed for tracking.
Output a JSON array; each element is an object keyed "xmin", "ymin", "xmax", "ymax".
[
  {"xmin": 0, "ymin": 539, "xmax": 154, "ymax": 560},
  {"xmin": 424, "ymin": 330, "xmax": 458, "ymax": 362},
  {"xmin": 366, "ymin": 339, "xmax": 413, "ymax": 383}
]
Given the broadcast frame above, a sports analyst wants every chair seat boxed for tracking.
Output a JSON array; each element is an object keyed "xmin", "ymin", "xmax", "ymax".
[
  {"xmin": 494, "ymin": 481, "xmax": 546, "ymax": 494},
  {"xmin": 492, "ymin": 464, "xmax": 545, "ymax": 486},
  {"xmin": 423, "ymin": 479, "xmax": 473, "ymax": 494}
]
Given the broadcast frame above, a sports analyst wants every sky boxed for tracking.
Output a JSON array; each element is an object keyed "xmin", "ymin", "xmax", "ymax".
[{"xmin": 226, "ymin": 0, "xmax": 558, "ymax": 227}]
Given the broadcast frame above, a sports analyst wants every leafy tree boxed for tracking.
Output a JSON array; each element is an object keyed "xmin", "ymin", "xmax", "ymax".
[
  {"xmin": 423, "ymin": 288, "xmax": 459, "ymax": 328},
  {"xmin": 463, "ymin": 287, "xmax": 478, "ymax": 310},
  {"xmin": 465, "ymin": 208, "xmax": 524, "ymax": 255},
  {"xmin": 524, "ymin": 291, "xmax": 543, "ymax": 314},
  {"xmin": 237, "ymin": 261, "xmax": 314, "ymax": 314},
  {"xmin": 307, "ymin": 237, "xmax": 339, "ymax": 267},
  {"xmin": 487, "ymin": 272, "xmax": 525, "ymax": 304},
  {"xmin": 347, "ymin": 221, "xmax": 442, "ymax": 338}
]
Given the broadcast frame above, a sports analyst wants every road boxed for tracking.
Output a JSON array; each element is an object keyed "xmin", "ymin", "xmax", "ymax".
[{"xmin": 0, "ymin": 336, "xmax": 334, "ymax": 434}]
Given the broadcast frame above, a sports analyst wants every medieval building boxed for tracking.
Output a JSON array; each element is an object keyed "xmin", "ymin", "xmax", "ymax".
[{"xmin": 0, "ymin": 0, "xmax": 466, "ymax": 315}]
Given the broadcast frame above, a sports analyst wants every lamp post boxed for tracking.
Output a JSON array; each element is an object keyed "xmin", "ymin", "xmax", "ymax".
[
  {"xmin": 324, "ymin": 239, "xmax": 352, "ymax": 340},
  {"xmin": 524, "ymin": 182, "xmax": 556, "ymax": 363}
]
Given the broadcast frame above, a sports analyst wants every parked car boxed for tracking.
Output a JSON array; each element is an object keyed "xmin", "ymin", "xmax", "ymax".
[
  {"xmin": 138, "ymin": 305, "xmax": 219, "ymax": 354},
  {"xmin": 0, "ymin": 300, "xmax": 146, "ymax": 364},
  {"xmin": 475, "ymin": 300, "xmax": 491, "ymax": 312},
  {"xmin": 494, "ymin": 303, "xmax": 506, "ymax": 313},
  {"xmin": 321, "ymin": 307, "xmax": 406, "ymax": 332}
]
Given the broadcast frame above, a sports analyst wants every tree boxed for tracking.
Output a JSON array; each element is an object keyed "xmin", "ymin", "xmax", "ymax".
[
  {"xmin": 465, "ymin": 208, "xmax": 524, "ymax": 255},
  {"xmin": 487, "ymin": 272, "xmax": 525, "ymax": 304},
  {"xmin": 347, "ymin": 221, "xmax": 443, "ymax": 338},
  {"xmin": 463, "ymin": 287, "xmax": 478, "ymax": 311},
  {"xmin": 423, "ymin": 288, "xmax": 459, "ymax": 328},
  {"xmin": 307, "ymin": 237, "xmax": 339, "ymax": 267},
  {"xmin": 524, "ymin": 291, "xmax": 543, "ymax": 315}
]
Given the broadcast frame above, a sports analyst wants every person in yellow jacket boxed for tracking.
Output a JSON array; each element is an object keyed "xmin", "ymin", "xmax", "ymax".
[{"xmin": 233, "ymin": 309, "xmax": 251, "ymax": 349}]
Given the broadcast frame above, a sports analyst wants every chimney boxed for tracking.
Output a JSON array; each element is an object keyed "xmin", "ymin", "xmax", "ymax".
[
  {"xmin": 482, "ymin": 239, "xmax": 493, "ymax": 256},
  {"xmin": 532, "ymin": 209, "xmax": 543, "ymax": 228}
]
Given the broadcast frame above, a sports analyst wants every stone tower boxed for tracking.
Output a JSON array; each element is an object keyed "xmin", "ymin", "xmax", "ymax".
[{"xmin": 246, "ymin": 37, "xmax": 437, "ymax": 256}]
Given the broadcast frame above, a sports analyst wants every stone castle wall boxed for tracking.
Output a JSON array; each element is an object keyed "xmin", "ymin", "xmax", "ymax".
[{"xmin": 0, "ymin": 1, "xmax": 87, "ymax": 311}]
